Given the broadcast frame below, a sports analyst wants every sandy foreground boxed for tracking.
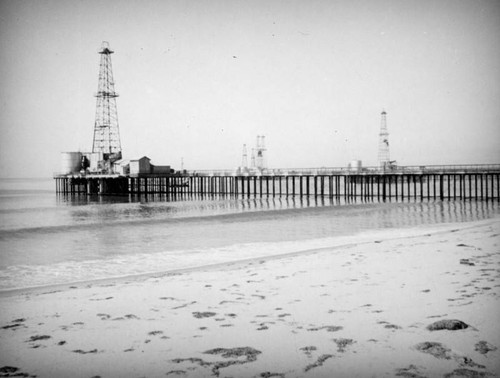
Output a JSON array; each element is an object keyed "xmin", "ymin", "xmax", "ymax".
[{"xmin": 1, "ymin": 218, "xmax": 499, "ymax": 378}]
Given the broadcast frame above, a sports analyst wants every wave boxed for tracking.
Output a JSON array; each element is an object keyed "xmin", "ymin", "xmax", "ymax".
[
  {"xmin": 0, "ymin": 228, "xmax": 426, "ymax": 292},
  {"xmin": 2, "ymin": 218, "xmax": 496, "ymax": 293}
]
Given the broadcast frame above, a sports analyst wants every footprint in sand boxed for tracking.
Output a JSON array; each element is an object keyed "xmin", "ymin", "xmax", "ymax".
[
  {"xmin": 304, "ymin": 354, "xmax": 334, "ymax": 372},
  {"xmin": 0, "ymin": 366, "xmax": 36, "ymax": 378},
  {"xmin": 307, "ymin": 325, "xmax": 343, "ymax": 332},
  {"xmin": 299, "ymin": 345, "xmax": 317, "ymax": 357},
  {"xmin": 159, "ymin": 296, "xmax": 177, "ymax": 301},
  {"xmin": 192, "ymin": 312, "xmax": 217, "ymax": 319},
  {"xmin": 252, "ymin": 294, "xmax": 266, "ymax": 300},
  {"xmin": 415, "ymin": 341, "xmax": 486, "ymax": 370},
  {"xmin": 172, "ymin": 301, "xmax": 197, "ymax": 310},
  {"xmin": 1, "ymin": 323, "xmax": 25, "ymax": 330},
  {"xmin": 27, "ymin": 335, "xmax": 51, "ymax": 342},
  {"xmin": 3, "ymin": 318, "xmax": 26, "ymax": 328},
  {"xmin": 148, "ymin": 330, "xmax": 163, "ymax": 336},
  {"xmin": 474, "ymin": 341, "xmax": 497, "ymax": 355},
  {"xmin": 394, "ymin": 364, "xmax": 425, "ymax": 377},
  {"xmin": 333, "ymin": 338, "xmax": 355, "ymax": 352},
  {"xmin": 112, "ymin": 314, "xmax": 140, "ymax": 321},
  {"xmin": 165, "ymin": 370, "xmax": 187, "ymax": 376},
  {"xmin": 219, "ymin": 300, "xmax": 239, "ymax": 305},
  {"xmin": 377, "ymin": 321, "xmax": 401, "ymax": 330},
  {"xmin": 72, "ymin": 349, "xmax": 99, "ymax": 354},
  {"xmin": 89, "ymin": 296, "xmax": 113, "ymax": 301}
]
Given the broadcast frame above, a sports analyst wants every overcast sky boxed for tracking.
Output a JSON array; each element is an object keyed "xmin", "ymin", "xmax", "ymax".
[{"xmin": 1, "ymin": 0, "xmax": 499, "ymax": 177}]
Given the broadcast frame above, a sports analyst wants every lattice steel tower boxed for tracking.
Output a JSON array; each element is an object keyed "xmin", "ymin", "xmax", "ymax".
[
  {"xmin": 241, "ymin": 144, "xmax": 248, "ymax": 168},
  {"xmin": 92, "ymin": 41, "xmax": 122, "ymax": 156},
  {"xmin": 378, "ymin": 110, "xmax": 390, "ymax": 169},
  {"xmin": 255, "ymin": 135, "xmax": 267, "ymax": 169}
]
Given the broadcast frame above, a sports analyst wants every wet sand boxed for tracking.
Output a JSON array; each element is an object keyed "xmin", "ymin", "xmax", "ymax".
[{"xmin": 1, "ymin": 218, "xmax": 499, "ymax": 377}]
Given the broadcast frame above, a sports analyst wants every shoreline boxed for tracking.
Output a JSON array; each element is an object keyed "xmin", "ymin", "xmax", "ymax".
[
  {"xmin": 1, "ymin": 217, "xmax": 497, "ymax": 298},
  {"xmin": 1, "ymin": 217, "xmax": 499, "ymax": 377}
]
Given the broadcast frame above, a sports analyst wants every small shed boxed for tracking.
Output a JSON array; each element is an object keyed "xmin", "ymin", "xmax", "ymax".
[{"xmin": 130, "ymin": 156, "xmax": 151, "ymax": 176}]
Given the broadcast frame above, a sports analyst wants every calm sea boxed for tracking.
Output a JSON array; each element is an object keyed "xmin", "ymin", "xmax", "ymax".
[{"xmin": 0, "ymin": 177, "xmax": 498, "ymax": 292}]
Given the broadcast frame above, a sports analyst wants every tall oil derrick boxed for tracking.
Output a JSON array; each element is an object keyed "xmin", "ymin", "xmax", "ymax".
[
  {"xmin": 255, "ymin": 135, "xmax": 266, "ymax": 170},
  {"xmin": 241, "ymin": 144, "xmax": 248, "ymax": 168},
  {"xmin": 378, "ymin": 110, "xmax": 391, "ymax": 170},
  {"xmin": 92, "ymin": 41, "xmax": 122, "ymax": 159}
]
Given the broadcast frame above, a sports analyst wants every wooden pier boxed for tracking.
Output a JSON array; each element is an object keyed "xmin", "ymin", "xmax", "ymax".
[{"xmin": 54, "ymin": 165, "xmax": 500, "ymax": 201}]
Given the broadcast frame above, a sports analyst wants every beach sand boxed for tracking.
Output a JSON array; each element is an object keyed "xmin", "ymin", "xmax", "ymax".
[{"xmin": 1, "ymin": 218, "xmax": 499, "ymax": 378}]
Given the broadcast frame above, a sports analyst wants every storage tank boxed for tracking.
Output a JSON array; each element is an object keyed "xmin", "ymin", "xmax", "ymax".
[{"xmin": 60, "ymin": 152, "xmax": 83, "ymax": 174}]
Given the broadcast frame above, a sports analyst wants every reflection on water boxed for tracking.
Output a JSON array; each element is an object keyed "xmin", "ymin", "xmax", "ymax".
[
  {"xmin": 2, "ymin": 189, "xmax": 499, "ymax": 234},
  {"xmin": 2, "ymin": 194, "xmax": 498, "ymax": 241},
  {"xmin": 55, "ymin": 193, "xmax": 500, "ymax": 227}
]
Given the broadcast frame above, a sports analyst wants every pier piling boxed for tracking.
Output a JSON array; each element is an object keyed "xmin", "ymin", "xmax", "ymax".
[{"xmin": 54, "ymin": 167, "xmax": 500, "ymax": 201}]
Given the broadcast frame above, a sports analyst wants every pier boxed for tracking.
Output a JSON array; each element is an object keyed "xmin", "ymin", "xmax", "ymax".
[
  {"xmin": 54, "ymin": 164, "xmax": 500, "ymax": 201},
  {"xmin": 53, "ymin": 44, "xmax": 500, "ymax": 203}
]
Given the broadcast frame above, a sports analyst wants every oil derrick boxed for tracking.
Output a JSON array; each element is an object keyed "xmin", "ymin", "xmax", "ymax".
[
  {"xmin": 92, "ymin": 41, "xmax": 122, "ymax": 160},
  {"xmin": 255, "ymin": 135, "xmax": 266, "ymax": 170},
  {"xmin": 378, "ymin": 110, "xmax": 391, "ymax": 170},
  {"xmin": 241, "ymin": 144, "xmax": 248, "ymax": 168}
]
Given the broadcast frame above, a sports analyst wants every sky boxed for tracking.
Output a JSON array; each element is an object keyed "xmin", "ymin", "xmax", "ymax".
[{"xmin": 0, "ymin": 0, "xmax": 499, "ymax": 177}]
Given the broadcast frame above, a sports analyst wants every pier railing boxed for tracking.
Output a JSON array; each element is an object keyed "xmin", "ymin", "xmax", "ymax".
[
  {"xmin": 186, "ymin": 164, "xmax": 500, "ymax": 176},
  {"xmin": 53, "ymin": 164, "xmax": 500, "ymax": 179}
]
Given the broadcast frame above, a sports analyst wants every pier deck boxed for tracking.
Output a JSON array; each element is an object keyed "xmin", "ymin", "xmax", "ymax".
[{"xmin": 54, "ymin": 165, "xmax": 500, "ymax": 200}]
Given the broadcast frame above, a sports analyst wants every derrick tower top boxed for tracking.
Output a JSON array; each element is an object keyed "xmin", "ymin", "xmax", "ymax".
[{"xmin": 92, "ymin": 41, "xmax": 121, "ymax": 156}]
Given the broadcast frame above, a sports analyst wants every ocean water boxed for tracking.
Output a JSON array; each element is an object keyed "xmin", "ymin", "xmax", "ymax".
[{"xmin": 0, "ymin": 178, "xmax": 499, "ymax": 292}]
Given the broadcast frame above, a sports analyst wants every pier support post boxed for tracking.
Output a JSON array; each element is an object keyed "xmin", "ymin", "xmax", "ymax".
[{"xmin": 439, "ymin": 174, "xmax": 444, "ymax": 200}]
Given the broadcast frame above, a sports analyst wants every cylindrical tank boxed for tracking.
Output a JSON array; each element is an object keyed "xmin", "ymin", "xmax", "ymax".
[{"xmin": 60, "ymin": 152, "xmax": 83, "ymax": 174}]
